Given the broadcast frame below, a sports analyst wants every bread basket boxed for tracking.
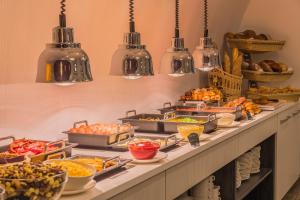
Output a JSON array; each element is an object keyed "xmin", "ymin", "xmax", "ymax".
[{"xmin": 208, "ymin": 68, "xmax": 242, "ymax": 100}]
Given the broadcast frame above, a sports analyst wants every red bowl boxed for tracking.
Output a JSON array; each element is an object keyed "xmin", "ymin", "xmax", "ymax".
[{"xmin": 128, "ymin": 141, "xmax": 160, "ymax": 160}]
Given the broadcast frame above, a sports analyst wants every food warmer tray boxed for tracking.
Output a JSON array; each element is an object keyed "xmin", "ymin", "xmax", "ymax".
[
  {"xmin": 69, "ymin": 155, "xmax": 132, "ymax": 178},
  {"xmin": 194, "ymin": 106, "xmax": 243, "ymax": 121},
  {"xmin": 159, "ymin": 102, "xmax": 243, "ymax": 121},
  {"xmin": 0, "ymin": 136, "xmax": 76, "ymax": 163},
  {"xmin": 119, "ymin": 110, "xmax": 173, "ymax": 133},
  {"xmin": 111, "ymin": 134, "xmax": 182, "ymax": 151},
  {"xmin": 162, "ymin": 114, "xmax": 218, "ymax": 134},
  {"xmin": 158, "ymin": 102, "xmax": 201, "ymax": 115},
  {"xmin": 64, "ymin": 121, "xmax": 134, "ymax": 148}
]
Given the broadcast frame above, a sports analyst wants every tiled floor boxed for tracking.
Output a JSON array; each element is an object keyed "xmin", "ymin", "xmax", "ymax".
[{"xmin": 283, "ymin": 179, "xmax": 300, "ymax": 200}]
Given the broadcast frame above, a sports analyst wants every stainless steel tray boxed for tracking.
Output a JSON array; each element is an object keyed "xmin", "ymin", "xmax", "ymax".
[
  {"xmin": 162, "ymin": 114, "xmax": 218, "ymax": 133},
  {"xmin": 69, "ymin": 155, "xmax": 131, "ymax": 178},
  {"xmin": 64, "ymin": 121, "xmax": 134, "ymax": 148},
  {"xmin": 159, "ymin": 102, "xmax": 243, "ymax": 121},
  {"xmin": 0, "ymin": 136, "xmax": 76, "ymax": 163},
  {"xmin": 158, "ymin": 102, "xmax": 199, "ymax": 115},
  {"xmin": 111, "ymin": 134, "xmax": 182, "ymax": 151},
  {"xmin": 119, "ymin": 110, "xmax": 174, "ymax": 133},
  {"xmin": 194, "ymin": 106, "xmax": 243, "ymax": 121}
]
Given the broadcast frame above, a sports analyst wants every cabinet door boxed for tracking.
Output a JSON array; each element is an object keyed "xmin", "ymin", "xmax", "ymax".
[
  {"xmin": 109, "ymin": 173, "xmax": 166, "ymax": 200},
  {"xmin": 276, "ymin": 108, "xmax": 299, "ymax": 200}
]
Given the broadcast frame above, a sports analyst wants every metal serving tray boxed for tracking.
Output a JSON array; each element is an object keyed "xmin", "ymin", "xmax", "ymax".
[
  {"xmin": 119, "ymin": 110, "xmax": 175, "ymax": 133},
  {"xmin": 162, "ymin": 114, "xmax": 218, "ymax": 134},
  {"xmin": 111, "ymin": 133, "xmax": 182, "ymax": 151},
  {"xmin": 158, "ymin": 102, "xmax": 199, "ymax": 115},
  {"xmin": 195, "ymin": 106, "xmax": 243, "ymax": 121},
  {"xmin": 64, "ymin": 121, "xmax": 134, "ymax": 148},
  {"xmin": 0, "ymin": 136, "xmax": 76, "ymax": 163},
  {"xmin": 159, "ymin": 102, "xmax": 243, "ymax": 121},
  {"xmin": 69, "ymin": 155, "xmax": 132, "ymax": 178}
]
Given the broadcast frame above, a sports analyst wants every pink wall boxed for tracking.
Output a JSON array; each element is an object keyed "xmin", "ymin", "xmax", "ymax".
[
  {"xmin": 0, "ymin": 0, "xmax": 249, "ymax": 140},
  {"xmin": 240, "ymin": 0, "xmax": 300, "ymax": 87}
]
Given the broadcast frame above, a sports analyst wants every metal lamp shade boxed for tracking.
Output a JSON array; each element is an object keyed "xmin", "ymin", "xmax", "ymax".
[
  {"xmin": 36, "ymin": 27, "xmax": 93, "ymax": 84},
  {"xmin": 193, "ymin": 37, "xmax": 221, "ymax": 72},
  {"xmin": 160, "ymin": 48, "xmax": 195, "ymax": 77},
  {"xmin": 110, "ymin": 32, "xmax": 154, "ymax": 79},
  {"xmin": 160, "ymin": 38, "xmax": 195, "ymax": 77}
]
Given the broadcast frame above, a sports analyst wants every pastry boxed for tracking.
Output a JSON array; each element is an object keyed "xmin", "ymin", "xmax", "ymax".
[
  {"xmin": 269, "ymin": 62, "xmax": 282, "ymax": 72},
  {"xmin": 278, "ymin": 63, "xmax": 288, "ymax": 72},
  {"xmin": 259, "ymin": 61, "xmax": 273, "ymax": 72},
  {"xmin": 249, "ymin": 63, "xmax": 263, "ymax": 72},
  {"xmin": 263, "ymin": 60, "xmax": 282, "ymax": 72},
  {"xmin": 243, "ymin": 30, "xmax": 256, "ymax": 38}
]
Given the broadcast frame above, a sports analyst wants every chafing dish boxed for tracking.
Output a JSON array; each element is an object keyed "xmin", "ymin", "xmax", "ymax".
[
  {"xmin": 0, "ymin": 136, "xmax": 76, "ymax": 163},
  {"xmin": 69, "ymin": 155, "xmax": 131, "ymax": 178},
  {"xmin": 64, "ymin": 121, "xmax": 134, "ymax": 148},
  {"xmin": 162, "ymin": 114, "xmax": 218, "ymax": 133},
  {"xmin": 119, "ymin": 110, "xmax": 174, "ymax": 133},
  {"xmin": 159, "ymin": 102, "xmax": 243, "ymax": 121}
]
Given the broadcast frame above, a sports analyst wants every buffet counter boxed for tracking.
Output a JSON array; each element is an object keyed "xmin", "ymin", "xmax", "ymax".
[{"xmin": 60, "ymin": 102, "xmax": 300, "ymax": 200}]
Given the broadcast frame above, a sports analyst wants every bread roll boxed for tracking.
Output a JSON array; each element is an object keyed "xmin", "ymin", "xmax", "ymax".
[
  {"xmin": 259, "ymin": 61, "xmax": 273, "ymax": 72},
  {"xmin": 243, "ymin": 30, "xmax": 256, "ymax": 38},
  {"xmin": 278, "ymin": 63, "xmax": 288, "ymax": 72},
  {"xmin": 249, "ymin": 64, "xmax": 262, "ymax": 71},
  {"xmin": 269, "ymin": 62, "xmax": 282, "ymax": 72}
]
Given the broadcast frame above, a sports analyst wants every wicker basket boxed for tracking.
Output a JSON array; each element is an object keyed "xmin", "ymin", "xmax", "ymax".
[
  {"xmin": 208, "ymin": 68, "xmax": 243, "ymax": 99},
  {"xmin": 242, "ymin": 70, "xmax": 294, "ymax": 82},
  {"xmin": 227, "ymin": 39, "xmax": 285, "ymax": 53}
]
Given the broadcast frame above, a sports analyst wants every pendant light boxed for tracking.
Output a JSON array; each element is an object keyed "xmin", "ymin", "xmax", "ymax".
[
  {"xmin": 36, "ymin": 0, "xmax": 93, "ymax": 84},
  {"xmin": 110, "ymin": 0, "xmax": 154, "ymax": 80},
  {"xmin": 192, "ymin": 0, "xmax": 220, "ymax": 72},
  {"xmin": 160, "ymin": 0, "xmax": 195, "ymax": 77}
]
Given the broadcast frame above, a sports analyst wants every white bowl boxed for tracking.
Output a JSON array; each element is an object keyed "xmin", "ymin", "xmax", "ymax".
[
  {"xmin": 217, "ymin": 113, "xmax": 235, "ymax": 126},
  {"xmin": 44, "ymin": 160, "xmax": 96, "ymax": 191}
]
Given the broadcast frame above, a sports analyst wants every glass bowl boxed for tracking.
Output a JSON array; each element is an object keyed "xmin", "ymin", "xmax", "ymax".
[
  {"xmin": 128, "ymin": 140, "xmax": 160, "ymax": 160},
  {"xmin": 177, "ymin": 125, "xmax": 204, "ymax": 140},
  {"xmin": 0, "ymin": 163, "xmax": 67, "ymax": 200}
]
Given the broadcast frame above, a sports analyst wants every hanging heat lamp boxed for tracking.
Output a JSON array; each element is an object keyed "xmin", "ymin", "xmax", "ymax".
[
  {"xmin": 36, "ymin": 0, "xmax": 93, "ymax": 85},
  {"xmin": 110, "ymin": 0, "xmax": 154, "ymax": 80},
  {"xmin": 192, "ymin": 0, "xmax": 220, "ymax": 72},
  {"xmin": 160, "ymin": 0, "xmax": 195, "ymax": 77}
]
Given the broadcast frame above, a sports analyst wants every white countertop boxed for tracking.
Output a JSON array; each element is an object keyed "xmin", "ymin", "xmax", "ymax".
[{"xmin": 61, "ymin": 102, "xmax": 298, "ymax": 200}]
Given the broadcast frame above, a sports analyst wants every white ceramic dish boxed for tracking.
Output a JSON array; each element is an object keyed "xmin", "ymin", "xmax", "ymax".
[
  {"xmin": 218, "ymin": 121, "xmax": 240, "ymax": 128},
  {"xmin": 44, "ymin": 159, "xmax": 96, "ymax": 191},
  {"xmin": 131, "ymin": 152, "xmax": 168, "ymax": 164},
  {"xmin": 62, "ymin": 180, "xmax": 96, "ymax": 196}
]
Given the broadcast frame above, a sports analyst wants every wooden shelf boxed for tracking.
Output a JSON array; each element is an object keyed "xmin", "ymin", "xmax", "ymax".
[{"xmin": 235, "ymin": 168, "xmax": 272, "ymax": 200}]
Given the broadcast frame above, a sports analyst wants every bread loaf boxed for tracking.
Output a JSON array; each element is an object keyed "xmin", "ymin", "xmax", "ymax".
[
  {"xmin": 259, "ymin": 61, "xmax": 273, "ymax": 72},
  {"xmin": 232, "ymin": 48, "xmax": 243, "ymax": 76},
  {"xmin": 223, "ymin": 51, "xmax": 231, "ymax": 73}
]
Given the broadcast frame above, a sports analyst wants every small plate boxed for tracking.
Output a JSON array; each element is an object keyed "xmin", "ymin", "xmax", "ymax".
[
  {"xmin": 131, "ymin": 152, "xmax": 168, "ymax": 164},
  {"xmin": 218, "ymin": 121, "xmax": 241, "ymax": 128},
  {"xmin": 62, "ymin": 180, "xmax": 96, "ymax": 196}
]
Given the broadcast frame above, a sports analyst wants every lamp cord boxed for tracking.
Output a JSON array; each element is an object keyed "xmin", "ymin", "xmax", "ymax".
[
  {"xmin": 129, "ymin": 0, "xmax": 135, "ymax": 32},
  {"xmin": 175, "ymin": 0, "xmax": 180, "ymax": 38},
  {"xmin": 59, "ymin": 0, "xmax": 66, "ymax": 27},
  {"xmin": 204, "ymin": 0, "xmax": 208, "ymax": 37}
]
